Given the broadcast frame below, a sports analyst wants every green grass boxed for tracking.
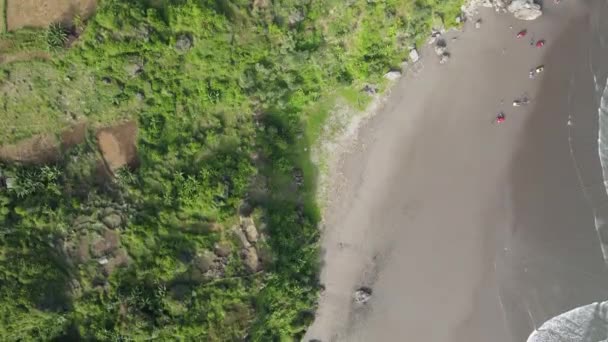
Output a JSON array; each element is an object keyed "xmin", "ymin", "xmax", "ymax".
[{"xmin": 0, "ymin": 0, "xmax": 465, "ymax": 340}]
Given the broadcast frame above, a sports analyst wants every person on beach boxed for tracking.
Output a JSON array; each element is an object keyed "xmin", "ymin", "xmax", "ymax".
[{"xmin": 496, "ymin": 112, "xmax": 506, "ymax": 124}]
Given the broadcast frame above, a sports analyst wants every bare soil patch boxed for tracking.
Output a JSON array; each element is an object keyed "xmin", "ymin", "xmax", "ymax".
[
  {"xmin": 60, "ymin": 122, "xmax": 87, "ymax": 149},
  {"xmin": 6, "ymin": 0, "xmax": 97, "ymax": 31},
  {"xmin": 0, "ymin": 122, "xmax": 88, "ymax": 164},
  {"xmin": 96, "ymin": 121, "xmax": 138, "ymax": 172},
  {"xmin": 0, "ymin": 133, "xmax": 60, "ymax": 164}
]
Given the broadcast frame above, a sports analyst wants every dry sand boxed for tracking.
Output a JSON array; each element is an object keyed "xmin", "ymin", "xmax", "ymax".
[{"xmin": 304, "ymin": 2, "xmax": 600, "ymax": 341}]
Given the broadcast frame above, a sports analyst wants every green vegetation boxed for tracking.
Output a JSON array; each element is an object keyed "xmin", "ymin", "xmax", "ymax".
[
  {"xmin": 0, "ymin": 0, "xmax": 463, "ymax": 340},
  {"xmin": 0, "ymin": 0, "xmax": 5, "ymax": 34}
]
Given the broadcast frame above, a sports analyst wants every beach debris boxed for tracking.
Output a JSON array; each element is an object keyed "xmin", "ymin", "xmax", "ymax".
[
  {"xmin": 475, "ymin": 19, "xmax": 482, "ymax": 29},
  {"xmin": 384, "ymin": 71, "xmax": 402, "ymax": 81},
  {"xmin": 507, "ymin": 0, "xmax": 543, "ymax": 20},
  {"xmin": 535, "ymin": 39, "xmax": 545, "ymax": 48},
  {"xmin": 513, "ymin": 95, "xmax": 530, "ymax": 107},
  {"xmin": 496, "ymin": 112, "xmax": 506, "ymax": 124},
  {"xmin": 354, "ymin": 287, "xmax": 373, "ymax": 304},
  {"xmin": 409, "ymin": 48, "xmax": 420, "ymax": 63},
  {"xmin": 529, "ymin": 65, "xmax": 544, "ymax": 78},
  {"xmin": 516, "ymin": 29, "xmax": 527, "ymax": 38}
]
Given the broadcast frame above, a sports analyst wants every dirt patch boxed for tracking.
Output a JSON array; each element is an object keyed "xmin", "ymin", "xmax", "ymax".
[
  {"xmin": 0, "ymin": 133, "xmax": 60, "ymax": 164},
  {"xmin": 0, "ymin": 122, "xmax": 87, "ymax": 164},
  {"xmin": 6, "ymin": 0, "xmax": 97, "ymax": 31},
  {"xmin": 0, "ymin": 51, "xmax": 52, "ymax": 65},
  {"xmin": 96, "ymin": 121, "xmax": 138, "ymax": 172},
  {"xmin": 60, "ymin": 122, "xmax": 87, "ymax": 149},
  {"xmin": 0, "ymin": 120, "xmax": 137, "ymax": 167}
]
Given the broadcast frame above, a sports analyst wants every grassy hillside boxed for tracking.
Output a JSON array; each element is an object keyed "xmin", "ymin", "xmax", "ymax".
[{"xmin": 0, "ymin": 0, "xmax": 463, "ymax": 340}]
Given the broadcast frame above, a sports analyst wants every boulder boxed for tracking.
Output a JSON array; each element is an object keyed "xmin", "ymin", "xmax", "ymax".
[
  {"xmin": 241, "ymin": 217, "xmax": 259, "ymax": 243},
  {"xmin": 408, "ymin": 49, "xmax": 420, "ymax": 63},
  {"xmin": 242, "ymin": 246, "xmax": 260, "ymax": 273},
  {"xmin": 362, "ymin": 84, "xmax": 378, "ymax": 96},
  {"xmin": 5, "ymin": 177, "xmax": 15, "ymax": 189},
  {"xmin": 102, "ymin": 213, "xmax": 122, "ymax": 229},
  {"xmin": 192, "ymin": 251, "xmax": 215, "ymax": 273},
  {"xmin": 91, "ymin": 229, "xmax": 120, "ymax": 257},
  {"xmin": 434, "ymin": 45, "xmax": 447, "ymax": 56},
  {"xmin": 175, "ymin": 34, "xmax": 193, "ymax": 53},
  {"xmin": 73, "ymin": 215, "xmax": 94, "ymax": 230},
  {"xmin": 507, "ymin": 0, "xmax": 542, "ymax": 20},
  {"xmin": 288, "ymin": 11, "xmax": 305, "ymax": 26},
  {"xmin": 102, "ymin": 247, "xmax": 130, "ymax": 275},
  {"xmin": 233, "ymin": 227, "xmax": 251, "ymax": 248},
  {"xmin": 214, "ymin": 241, "xmax": 232, "ymax": 257},
  {"xmin": 66, "ymin": 236, "xmax": 91, "ymax": 264},
  {"xmin": 124, "ymin": 63, "xmax": 143, "ymax": 77},
  {"xmin": 243, "ymin": 224, "xmax": 259, "ymax": 243},
  {"xmin": 354, "ymin": 286, "xmax": 373, "ymax": 304},
  {"xmin": 383, "ymin": 71, "xmax": 401, "ymax": 81},
  {"xmin": 439, "ymin": 52, "xmax": 451, "ymax": 64}
]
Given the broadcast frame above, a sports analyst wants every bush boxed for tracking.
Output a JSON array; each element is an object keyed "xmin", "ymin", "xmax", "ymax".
[{"xmin": 46, "ymin": 23, "xmax": 68, "ymax": 50}]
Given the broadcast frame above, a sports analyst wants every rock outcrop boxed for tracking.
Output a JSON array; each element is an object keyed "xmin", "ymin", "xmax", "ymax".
[
  {"xmin": 232, "ymin": 216, "xmax": 268, "ymax": 273},
  {"xmin": 462, "ymin": 0, "xmax": 542, "ymax": 21},
  {"xmin": 383, "ymin": 71, "xmax": 402, "ymax": 81},
  {"xmin": 409, "ymin": 48, "xmax": 420, "ymax": 63},
  {"xmin": 507, "ymin": 0, "xmax": 542, "ymax": 20},
  {"xmin": 189, "ymin": 249, "xmax": 229, "ymax": 283}
]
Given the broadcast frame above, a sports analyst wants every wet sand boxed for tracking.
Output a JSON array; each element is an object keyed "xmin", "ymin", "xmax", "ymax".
[
  {"xmin": 499, "ymin": 9, "xmax": 608, "ymax": 342},
  {"xmin": 304, "ymin": 2, "xmax": 602, "ymax": 341}
]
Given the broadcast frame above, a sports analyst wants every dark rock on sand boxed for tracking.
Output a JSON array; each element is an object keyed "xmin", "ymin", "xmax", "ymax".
[{"xmin": 354, "ymin": 287, "xmax": 373, "ymax": 304}]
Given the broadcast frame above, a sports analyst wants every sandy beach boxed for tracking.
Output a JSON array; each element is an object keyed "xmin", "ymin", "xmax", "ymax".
[{"xmin": 304, "ymin": 1, "xmax": 607, "ymax": 341}]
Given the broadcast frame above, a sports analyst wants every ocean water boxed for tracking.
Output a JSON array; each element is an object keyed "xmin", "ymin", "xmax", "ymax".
[
  {"xmin": 525, "ymin": 2, "xmax": 608, "ymax": 341},
  {"xmin": 593, "ymin": 0, "xmax": 608, "ymax": 265}
]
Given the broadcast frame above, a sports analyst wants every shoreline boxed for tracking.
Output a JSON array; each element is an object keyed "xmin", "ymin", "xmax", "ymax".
[
  {"xmin": 305, "ymin": 1, "xmax": 586, "ymax": 341},
  {"xmin": 502, "ymin": 11, "xmax": 608, "ymax": 341}
]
